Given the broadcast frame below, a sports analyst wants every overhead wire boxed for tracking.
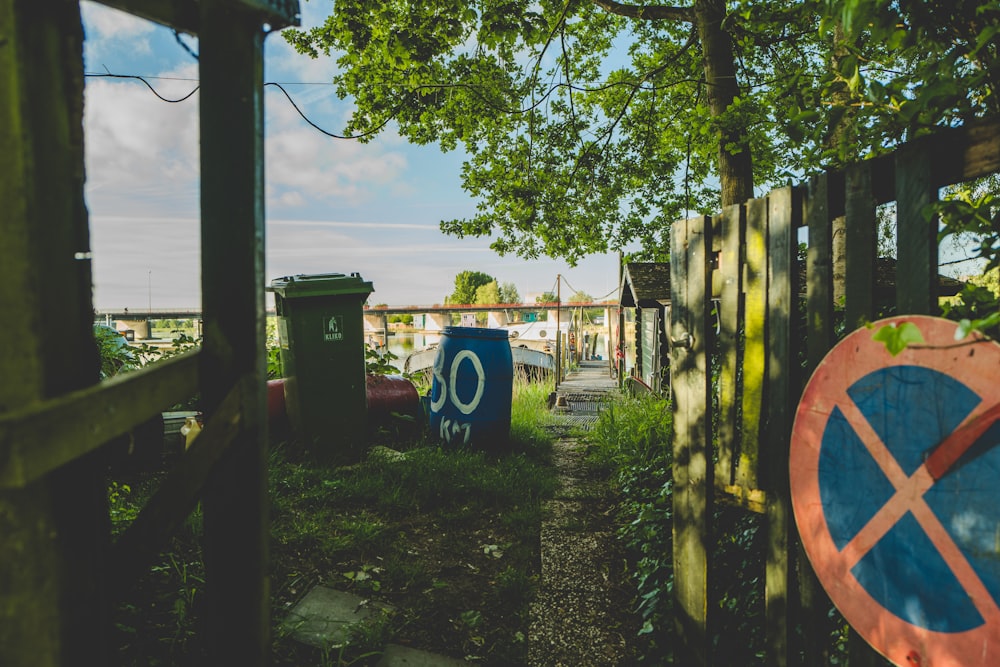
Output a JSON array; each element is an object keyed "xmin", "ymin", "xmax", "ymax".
[
  {"xmin": 85, "ymin": 62, "xmax": 691, "ymax": 142},
  {"xmin": 84, "ymin": 72, "xmax": 398, "ymax": 140}
]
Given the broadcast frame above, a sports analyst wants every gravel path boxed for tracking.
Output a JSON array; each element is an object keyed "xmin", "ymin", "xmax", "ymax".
[{"xmin": 528, "ymin": 363, "xmax": 640, "ymax": 666}]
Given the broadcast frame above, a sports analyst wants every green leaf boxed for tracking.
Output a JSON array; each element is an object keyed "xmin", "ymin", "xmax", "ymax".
[{"xmin": 872, "ymin": 322, "xmax": 925, "ymax": 356}]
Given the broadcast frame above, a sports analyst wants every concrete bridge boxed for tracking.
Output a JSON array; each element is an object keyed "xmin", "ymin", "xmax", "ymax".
[
  {"xmin": 95, "ymin": 302, "xmax": 615, "ymax": 337},
  {"xmin": 364, "ymin": 302, "xmax": 613, "ymax": 333}
]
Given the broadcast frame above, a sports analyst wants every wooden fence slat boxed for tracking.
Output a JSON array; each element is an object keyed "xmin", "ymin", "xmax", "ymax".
[
  {"xmin": 198, "ymin": 2, "xmax": 271, "ymax": 663},
  {"xmin": 108, "ymin": 374, "xmax": 248, "ymax": 595},
  {"xmin": 0, "ymin": 350, "xmax": 199, "ymax": 489},
  {"xmin": 764, "ymin": 186, "xmax": 799, "ymax": 667},
  {"xmin": 896, "ymin": 145, "xmax": 938, "ymax": 315},
  {"xmin": 736, "ymin": 198, "xmax": 767, "ymax": 495},
  {"xmin": 806, "ymin": 174, "xmax": 833, "ymax": 370},
  {"xmin": 715, "ymin": 205, "xmax": 743, "ymax": 490},
  {"xmin": 715, "ymin": 206, "xmax": 746, "ymax": 489},
  {"xmin": 845, "ymin": 163, "xmax": 877, "ymax": 328},
  {"xmin": 842, "ymin": 164, "xmax": 889, "ymax": 667},
  {"xmin": 670, "ymin": 216, "xmax": 714, "ymax": 665}
]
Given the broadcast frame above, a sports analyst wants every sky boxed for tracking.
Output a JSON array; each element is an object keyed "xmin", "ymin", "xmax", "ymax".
[{"xmin": 80, "ymin": 1, "xmax": 622, "ymax": 311}]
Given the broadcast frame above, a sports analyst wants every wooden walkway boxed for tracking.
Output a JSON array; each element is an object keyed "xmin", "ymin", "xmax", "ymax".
[
  {"xmin": 556, "ymin": 359, "xmax": 619, "ymax": 394},
  {"xmin": 549, "ymin": 360, "xmax": 619, "ymax": 430}
]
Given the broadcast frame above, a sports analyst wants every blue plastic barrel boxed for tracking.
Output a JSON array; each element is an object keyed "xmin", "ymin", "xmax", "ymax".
[{"xmin": 429, "ymin": 327, "xmax": 513, "ymax": 450}]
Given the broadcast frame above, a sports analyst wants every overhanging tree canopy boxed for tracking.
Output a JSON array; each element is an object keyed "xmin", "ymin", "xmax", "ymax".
[{"xmin": 286, "ymin": 0, "xmax": 1000, "ymax": 263}]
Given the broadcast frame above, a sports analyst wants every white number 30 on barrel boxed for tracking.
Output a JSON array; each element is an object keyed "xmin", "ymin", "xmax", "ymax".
[{"xmin": 431, "ymin": 349, "xmax": 486, "ymax": 415}]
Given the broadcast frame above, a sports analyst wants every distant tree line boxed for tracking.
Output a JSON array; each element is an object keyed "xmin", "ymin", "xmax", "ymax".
[{"xmin": 446, "ymin": 270, "xmax": 521, "ymax": 306}]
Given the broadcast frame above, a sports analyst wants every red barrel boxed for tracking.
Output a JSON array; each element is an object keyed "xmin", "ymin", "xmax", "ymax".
[
  {"xmin": 365, "ymin": 374, "xmax": 419, "ymax": 421},
  {"xmin": 268, "ymin": 375, "xmax": 419, "ymax": 432}
]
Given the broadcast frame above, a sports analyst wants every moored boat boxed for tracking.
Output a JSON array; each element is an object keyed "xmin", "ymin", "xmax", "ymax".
[{"xmin": 403, "ymin": 341, "xmax": 555, "ymax": 378}]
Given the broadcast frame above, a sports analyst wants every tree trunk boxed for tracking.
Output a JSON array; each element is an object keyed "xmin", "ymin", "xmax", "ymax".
[{"xmin": 694, "ymin": 0, "xmax": 754, "ymax": 206}]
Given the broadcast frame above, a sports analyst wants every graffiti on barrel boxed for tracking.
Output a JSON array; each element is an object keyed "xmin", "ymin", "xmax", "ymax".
[
  {"xmin": 429, "ymin": 326, "xmax": 512, "ymax": 449},
  {"xmin": 432, "ymin": 348, "xmax": 486, "ymax": 446}
]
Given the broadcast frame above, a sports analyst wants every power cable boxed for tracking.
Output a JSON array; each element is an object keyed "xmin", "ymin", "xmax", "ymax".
[
  {"xmin": 89, "ymin": 71, "xmax": 198, "ymax": 103},
  {"xmin": 84, "ymin": 72, "xmax": 398, "ymax": 139}
]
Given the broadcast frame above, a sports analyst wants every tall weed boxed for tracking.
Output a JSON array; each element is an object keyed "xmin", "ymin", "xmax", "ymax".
[
  {"xmin": 509, "ymin": 372, "xmax": 555, "ymax": 457},
  {"xmin": 587, "ymin": 393, "xmax": 672, "ymax": 471}
]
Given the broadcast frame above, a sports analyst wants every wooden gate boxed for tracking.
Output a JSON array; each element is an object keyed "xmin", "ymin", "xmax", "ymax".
[
  {"xmin": 0, "ymin": 1, "xmax": 298, "ymax": 665},
  {"xmin": 669, "ymin": 119, "xmax": 1000, "ymax": 664}
]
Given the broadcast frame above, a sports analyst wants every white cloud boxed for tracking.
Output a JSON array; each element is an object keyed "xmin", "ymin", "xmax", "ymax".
[
  {"xmin": 269, "ymin": 219, "xmax": 439, "ymax": 231},
  {"xmin": 265, "ymin": 123, "xmax": 407, "ymax": 206},
  {"xmin": 84, "ymin": 68, "xmax": 200, "ymax": 216},
  {"xmin": 279, "ymin": 191, "xmax": 306, "ymax": 207}
]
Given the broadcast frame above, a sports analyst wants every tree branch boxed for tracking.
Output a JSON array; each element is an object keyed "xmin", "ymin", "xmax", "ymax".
[{"xmin": 591, "ymin": 0, "xmax": 695, "ymax": 22}]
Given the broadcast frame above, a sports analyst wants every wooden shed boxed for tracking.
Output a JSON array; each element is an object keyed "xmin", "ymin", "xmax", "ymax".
[{"xmin": 619, "ymin": 262, "xmax": 671, "ymax": 393}]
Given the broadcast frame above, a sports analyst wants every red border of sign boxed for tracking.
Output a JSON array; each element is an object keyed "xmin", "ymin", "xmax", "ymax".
[{"xmin": 791, "ymin": 315, "xmax": 1000, "ymax": 667}]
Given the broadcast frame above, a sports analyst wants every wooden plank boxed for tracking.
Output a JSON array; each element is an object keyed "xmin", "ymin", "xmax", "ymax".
[
  {"xmin": 108, "ymin": 375, "xmax": 247, "ymax": 594},
  {"xmin": 94, "ymin": 0, "xmax": 300, "ymax": 33},
  {"xmin": 844, "ymin": 163, "xmax": 876, "ymax": 329},
  {"xmin": 198, "ymin": 2, "xmax": 271, "ymax": 663},
  {"xmin": 764, "ymin": 186, "xmax": 799, "ymax": 667},
  {"xmin": 796, "ymin": 537, "xmax": 835, "ymax": 665},
  {"xmin": 0, "ymin": 350, "xmax": 199, "ymax": 488},
  {"xmin": 862, "ymin": 117, "xmax": 1000, "ymax": 205},
  {"xmin": 896, "ymin": 145, "xmax": 937, "ymax": 315},
  {"xmin": 0, "ymin": 2, "xmax": 109, "ymax": 663},
  {"xmin": 93, "ymin": 0, "xmax": 200, "ymax": 34},
  {"xmin": 830, "ymin": 171, "xmax": 847, "ymax": 309},
  {"xmin": 670, "ymin": 216, "xmax": 714, "ymax": 665},
  {"xmin": 796, "ymin": 163, "xmax": 844, "ymax": 658},
  {"xmin": 716, "ymin": 205, "xmax": 743, "ymax": 490},
  {"xmin": 737, "ymin": 198, "xmax": 767, "ymax": 493},
  {"xmin": 805, "ymin": 173, "xmax": 833, "ymax": 371}
]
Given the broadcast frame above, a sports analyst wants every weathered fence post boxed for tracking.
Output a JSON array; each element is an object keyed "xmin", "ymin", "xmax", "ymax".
[
  {"xmin": 199, "ymin": 2, "xmax": 272, "ymax": 663},
  {"xmin": 763, "ymin": 187, "xmax": 799, "ymax": 666},
  {"xmin": 0, "ymin": 1, "xmax": 109, "ymax": 664},
  {"xmin": 670, "ymin": 216, "xmax": 714, "ymax": 664},
  {"xmin": 896, "ymin": 144, "xmax": 938, "ymax": 315}
]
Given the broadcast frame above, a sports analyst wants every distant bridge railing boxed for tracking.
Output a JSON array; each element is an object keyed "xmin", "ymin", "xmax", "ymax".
[{"xmin": 96, "ymin": 301, "xmax": 618, "ymax": 321}]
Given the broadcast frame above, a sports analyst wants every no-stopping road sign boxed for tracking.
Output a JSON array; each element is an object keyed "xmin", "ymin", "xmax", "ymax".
[{"xmin": 791, "ymin": 315, "xmax": 1000, "ymax": 666}]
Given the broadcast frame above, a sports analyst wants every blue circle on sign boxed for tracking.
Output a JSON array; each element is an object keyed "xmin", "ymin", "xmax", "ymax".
[{"xmin": 818, "ymin": 365, "xmax": 1000, "ymax": 634}]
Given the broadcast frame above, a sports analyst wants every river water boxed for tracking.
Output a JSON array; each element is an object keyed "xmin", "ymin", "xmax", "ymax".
[{"xmin": 369, "ymin": 331, "xmax": 440, "ymax": 371}]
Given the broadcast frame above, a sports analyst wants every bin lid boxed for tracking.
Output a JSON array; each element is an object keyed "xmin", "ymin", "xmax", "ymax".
[{"xmin": 268, "ymin": 273, "xmax": 374, "ymax": 298}]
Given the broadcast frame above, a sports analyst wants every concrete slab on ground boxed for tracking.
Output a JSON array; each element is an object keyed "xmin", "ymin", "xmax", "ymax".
[
  {"xmin": 376, "ymin": 644, "xmax": 468, "ymax": 666},
  {"xmin": 282, "ymin": 586, "xmax": 390, "ymax": 649},
  {"xmin": 284, "ymin": 587, "xmax": 468, "ymax": 665}
]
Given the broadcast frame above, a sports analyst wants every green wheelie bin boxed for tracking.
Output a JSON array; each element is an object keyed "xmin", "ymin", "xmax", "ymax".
[{"xmin": 269, "ymin": 273, "xmax": 374, "ymax": 463}]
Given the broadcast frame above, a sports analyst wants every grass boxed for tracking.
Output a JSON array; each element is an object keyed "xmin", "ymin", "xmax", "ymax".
[
  {"xmin": 508, "ymin": 369, "xmax": 557, "ymax": 453},
  {"xmin": 108, "ymin": 372, "xmax": 558, "ymax": 666}
]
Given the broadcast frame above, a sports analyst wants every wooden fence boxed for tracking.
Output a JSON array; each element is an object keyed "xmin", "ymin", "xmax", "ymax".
[
  {"xmin": 0, "ymin": 1, "xmax": 299, "ymax": 665},
  {"xmin": 669, "ymin": 118, "xmax": 1000, "ymax": 664}
]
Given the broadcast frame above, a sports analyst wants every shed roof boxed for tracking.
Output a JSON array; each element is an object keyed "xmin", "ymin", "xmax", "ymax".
[{"xmin": 619, "ymin": 262, "xmax": 670, "ymax": 308}]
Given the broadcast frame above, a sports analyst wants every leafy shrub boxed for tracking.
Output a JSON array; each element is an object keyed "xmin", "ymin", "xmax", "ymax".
[
  {"xmin": 586, "ymin": 394, "xmax": 674, "ymax": 658},
  {"xmin": 588, "ymin": 392, "xmax": 767, "ymax": 663}
]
